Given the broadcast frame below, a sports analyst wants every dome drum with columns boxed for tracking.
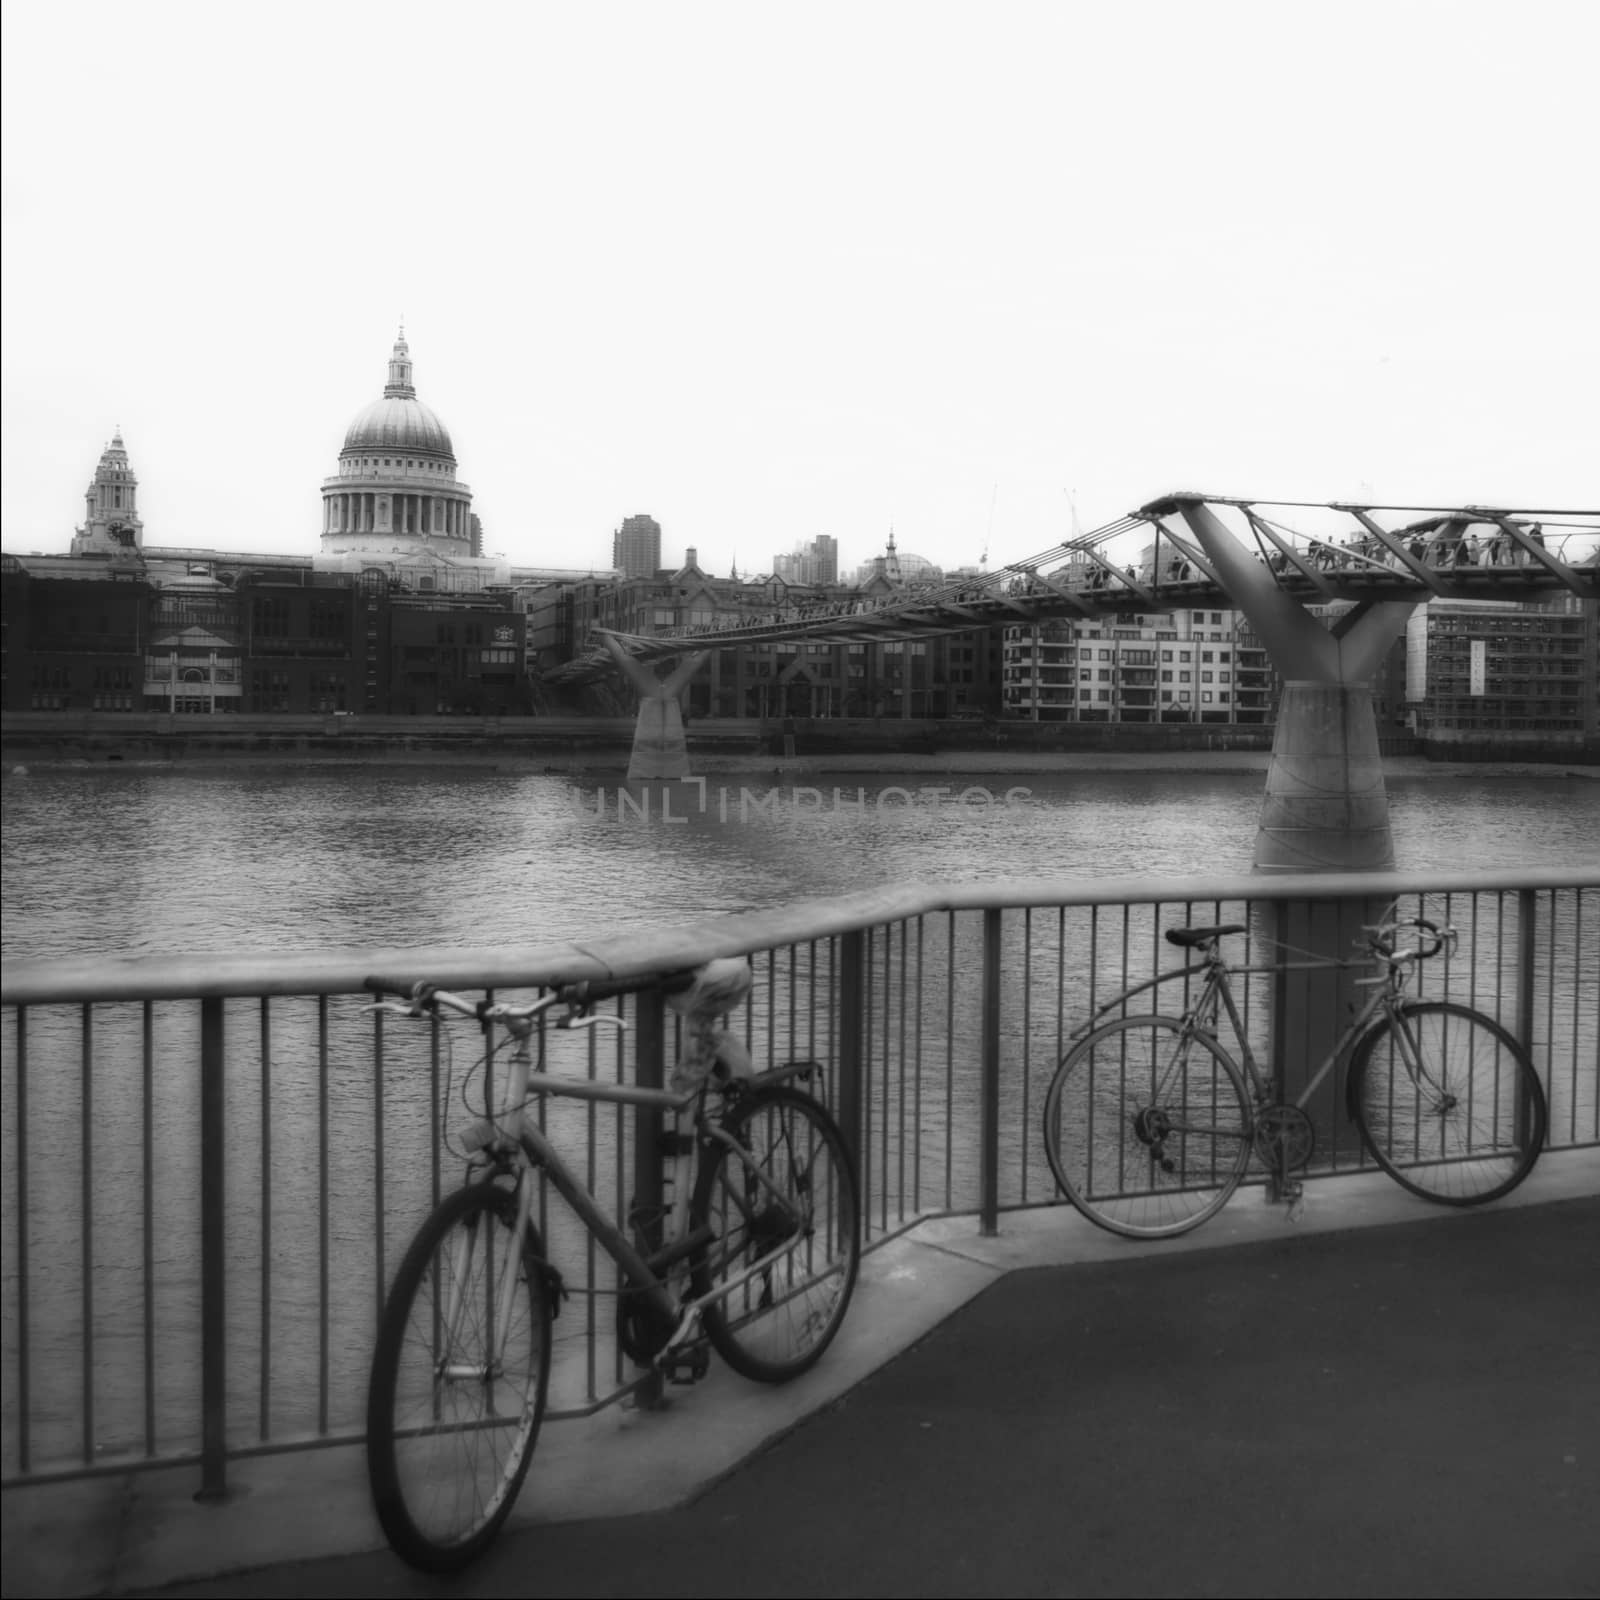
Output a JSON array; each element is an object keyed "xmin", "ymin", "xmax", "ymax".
[{"xmin": 320, "ymin": 331, "xmax": 477, "ymax": 559}]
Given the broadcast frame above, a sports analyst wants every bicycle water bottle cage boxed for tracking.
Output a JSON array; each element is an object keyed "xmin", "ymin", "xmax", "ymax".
[{"xmin": 1165, "ymin": 924, "xmax": 1247, "ymax": 949}]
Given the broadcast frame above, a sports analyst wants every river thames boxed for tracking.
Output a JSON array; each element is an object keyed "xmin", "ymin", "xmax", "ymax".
[{"xmin": 3, "ymin": 760, "xmax": 1596, "ymax": 962}]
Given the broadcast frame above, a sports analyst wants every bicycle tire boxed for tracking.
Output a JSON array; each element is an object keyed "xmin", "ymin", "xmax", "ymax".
[
  {"xmin": 1349, "ymin": 1001, "xmax": 1547, "ymax": 1206},
  {"xmin": 1043, "ymin": 1015, "xmax": 1253, "ymax": 1239},
  {"xmin": 691, "ymin": 1086, "xmax": 860, "ymax": 1383},
  {"xmin": 366, "ymin": 1179, "xmax": 553, "ymax": 1573}
]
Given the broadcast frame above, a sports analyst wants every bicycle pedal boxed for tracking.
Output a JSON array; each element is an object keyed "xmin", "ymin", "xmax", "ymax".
[{"xmin": 661, "ymin": 1348, "xmax": 710, "ymax": 1385}]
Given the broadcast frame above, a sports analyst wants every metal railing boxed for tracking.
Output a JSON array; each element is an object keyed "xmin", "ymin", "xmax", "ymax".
[{"xmin": 2, "ymin": 866, "xmax": 1595, "ymax": 1495}]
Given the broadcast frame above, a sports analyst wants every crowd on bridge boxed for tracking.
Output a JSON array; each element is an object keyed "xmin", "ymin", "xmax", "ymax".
[
  {"xmin": 631, "ymin": 518, "xmax": 1592, "ymax": 647},
  {"xmin": 998, "ymin": 518, "xmax": 1587, "ymax": 600}
]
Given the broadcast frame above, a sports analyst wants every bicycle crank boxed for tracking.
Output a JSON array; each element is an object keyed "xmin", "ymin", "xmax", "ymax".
[{"xmin": 1252, "ymin": 1105, "xmax": 1316, "ymax": 1172}]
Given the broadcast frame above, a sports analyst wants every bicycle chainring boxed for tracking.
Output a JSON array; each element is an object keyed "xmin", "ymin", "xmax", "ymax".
[
  {"xmin": 1252, "ymin": 1105, "xmax": 1315, "ymax": 1172},
  {"xmin": 616, "ymin": 1287, "xmax": 677, "ymax": 1366}
]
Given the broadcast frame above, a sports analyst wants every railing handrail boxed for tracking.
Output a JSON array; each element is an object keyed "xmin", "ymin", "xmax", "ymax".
[{"xmin": 5, "ymin": 863, "xmax": 1597, "ymax": 1007}]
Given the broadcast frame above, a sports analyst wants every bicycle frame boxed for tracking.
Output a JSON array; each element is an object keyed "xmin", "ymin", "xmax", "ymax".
[
  {"xmin": 1095, "ymin": 949, "xmax": 1413, "ymax": 1114},
  {"xmin": 455, "ymin": 1026, "xmax": 823, "ymax": 1379}
]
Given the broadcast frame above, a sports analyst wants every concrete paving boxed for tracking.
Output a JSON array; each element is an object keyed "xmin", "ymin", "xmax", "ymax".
[{"xmin": 4, "ymin": 1150, "xmax": 1597, "ymax": 1599}]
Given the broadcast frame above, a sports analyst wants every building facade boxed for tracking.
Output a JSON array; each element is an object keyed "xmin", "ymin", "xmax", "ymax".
[
  {"xmin": 612, "ymin": 515, "xmax": 662, "ymax": 579},
  {"xmin": 1404, "ymin": 596, "xmax": 1597, "ymax": 756}
]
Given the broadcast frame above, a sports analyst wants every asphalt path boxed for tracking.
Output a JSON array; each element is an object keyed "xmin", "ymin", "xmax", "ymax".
[{"xmin": 134, "ymin": 1197, "xmax": 1600, "ymax": 1600}]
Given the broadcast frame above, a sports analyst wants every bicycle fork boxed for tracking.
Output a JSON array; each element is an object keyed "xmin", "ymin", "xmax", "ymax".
[{"xmin": 433, "ymin": 1171, "xmax": 537, "ymax": 1386}]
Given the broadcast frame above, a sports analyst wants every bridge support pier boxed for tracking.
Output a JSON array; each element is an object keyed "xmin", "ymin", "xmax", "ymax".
[
  {"xmin": 1164, "ymin": 498, "xmax": 1421, "ymax": 1184},
  {"xmin": 1167, "ymin": 498, "xmax": 1416, "ymax": 872},
  {"xmin": 603, "ymin": 637, "xmax": 708, "ymax": 782}
]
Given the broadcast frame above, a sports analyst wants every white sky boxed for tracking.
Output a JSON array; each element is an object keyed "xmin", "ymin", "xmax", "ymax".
[{"xmin": 3, "ymin": 1, "xmax": 1597, "ymax": 580}]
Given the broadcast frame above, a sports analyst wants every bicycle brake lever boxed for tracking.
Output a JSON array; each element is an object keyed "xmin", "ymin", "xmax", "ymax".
[{"xmin": 558, "ymin": 1013, "xmax": 629, "ymax": 1033}]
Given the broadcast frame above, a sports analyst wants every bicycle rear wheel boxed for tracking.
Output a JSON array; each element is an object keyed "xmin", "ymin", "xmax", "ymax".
[
  {"xmin": 1044, "ymin": 1015, "xmax": 1252, "ymax": 1239},
  {"xmin": 366, "ymin": 1179, "xmax": 552, "ymax": 1573},
  {"xmin": 1350, "ymin": 1001, "xmax": 1547, "ymax": 1205},
  {"xmin": 691, "ymin": 1086, "xmax": 860, "ymax": 1383}
]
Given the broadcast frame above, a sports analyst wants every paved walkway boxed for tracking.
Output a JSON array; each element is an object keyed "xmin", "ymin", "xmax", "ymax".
[{"xmin": 6, "ymin": 1153, "xmax": 1598, "ymax": 1599}]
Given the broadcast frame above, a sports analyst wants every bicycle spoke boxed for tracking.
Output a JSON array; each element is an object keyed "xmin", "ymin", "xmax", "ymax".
[
  {"xmin": 1352, "ymin": 1002, "xmax": 1546, "ymax": 1206},
  {"xmin": 1045, "ymin": 1017, "xmax": 1252, "ymax": 1238},
  {"xmin": 368, "ymin": 1184, "xmax": 551, "ymax": 1572},
  {"xmin": 693, "ymin": 1088, "xmax": 859, "ymax": 1382}
]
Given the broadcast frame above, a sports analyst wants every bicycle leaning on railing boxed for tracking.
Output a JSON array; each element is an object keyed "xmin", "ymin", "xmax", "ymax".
[
  {"xmin": 361, "ymin": 957, "xmax": 861, "ymax": 1572},
  {"xmin": 1042, "ymin": 914, "xmax": 1548, "ymax": 1240}
]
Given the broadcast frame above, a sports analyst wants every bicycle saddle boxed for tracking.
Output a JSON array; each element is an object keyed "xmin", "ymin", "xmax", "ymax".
[{"xmin": 1165, "ymin": 924, "xmax": 1247, "ymax": 948}]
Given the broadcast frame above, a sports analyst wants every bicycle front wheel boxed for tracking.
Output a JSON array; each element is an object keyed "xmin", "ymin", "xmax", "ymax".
[
  {"xmin": 366, "ymin": 1180, "xmax": 553, "ymax": 1573},
  {"xmin": 1044, "ymin": 1016, "xmax": 1253, "ymax": 1239},
  {"xmin": 691, "ymin": 1086, "xmax": 860, "ymax": 1383},
  {"xmin": 1350, "ymin": 1001, "xmax": 1547, "ymax": 1206}
]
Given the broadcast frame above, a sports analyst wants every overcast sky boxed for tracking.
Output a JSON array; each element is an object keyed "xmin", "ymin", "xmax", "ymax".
[{"xmin": 3, "ymin": 1, "xmax": 1596, "ymax": 580}]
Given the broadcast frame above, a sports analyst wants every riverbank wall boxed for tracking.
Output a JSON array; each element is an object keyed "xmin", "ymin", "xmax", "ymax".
[{"xmin": 3, "ymin": 711, "xmax": 1591, "ymax": 772}]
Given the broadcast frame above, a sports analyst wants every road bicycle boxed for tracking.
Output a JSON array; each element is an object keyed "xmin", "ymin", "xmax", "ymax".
[
  {"xmin": 1042, "ymin": 914, "xmax": 1547, "ymax": 1240},
  {"xmin": 361, "ymin": 957, "xmax": 860, "ymax": 1572}
]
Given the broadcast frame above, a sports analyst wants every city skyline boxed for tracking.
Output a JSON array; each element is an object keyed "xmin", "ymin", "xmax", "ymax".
[{"xmin": 4, "ymin": 4, "xmax": 1598, "ymax": 582}]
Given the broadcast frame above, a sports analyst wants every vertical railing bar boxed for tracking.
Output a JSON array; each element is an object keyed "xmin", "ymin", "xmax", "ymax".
[
  {"xmin": 142, "ymin": 1001, "xmax": 155, "ymax": 1458},
  {"xmin": 883, "ymin": 921, "xmax": 896, "ymax": 1228},
  {"xmin": 429, "ymin": 1009, "xmax": 442, "ymax": 1208},
  {"xmin": 1515, "ymin": 889, "xmax": 1537, "ymax": 1064},
  {"xmin": 766, "ymin": 947, "xmax": 778, "ymax": 1072},
  {"xmin": 861, "ymin": 926, "xmax": 875, "ymax": 1236},
  {"xmin": 317, "ymin": 996, "xmax": 330, "ymax": 1436},
  {"xmin": 1021, "ymin": 907, "xmax": 1033, "ymax": 1205},
  {"xmin": 897, "ymin": 918, "xmax": 908, "ymax": 1227},
  {"xmin": 259, "ymin": 998, "xmax": 272, "ymax": 1443},
  {"xmin": 979, "ymin": 908, "xmax": 1001, "ymax": 1236},
  {"xmin": 603, "ymin": 1003, "xmax": 618, "ymax": 1391},
  {"xmin": 944, "ymin": 914, "xmax": 955, "ymax": 1212},
  {"xmin": 787, "ymin": 942, "xmax": 797, "ymax": 1074},
  {"xmin": 80, "ymin": 1003, "xmax": 94, "ymax": 1467},
  {"xmin": 373, "ymin": 1005, "xmax": 386, "ymax": 1327},
  {"xmin": 586, "ymin": 1001, "xmax": 600, "ymax": 1401},
  {"xmin": 197, "ymin": 995, "xmax": 227, "ymax": 1500},
  {"xmin": 1542, "ymin": 890, "xmax": 1557, "ymax": 1117},
  {"xmin": 1087, "ymin": 904, "xmax": 1099, "ymax": 1016},
  {"xmin": 1572, "ymin": 888, "xmax": 1588, "ymax": 1144},
  {"xmin": 15, "ymin": 1007, "xmax": 30, "ymax": 1474},
  {"xmin": 808, "ymin": 937, "xmax": 819, "ymax": 1074},
  {"xmin": 913, "ymin": 916, "xmax": 925, "ymax": 1216}
]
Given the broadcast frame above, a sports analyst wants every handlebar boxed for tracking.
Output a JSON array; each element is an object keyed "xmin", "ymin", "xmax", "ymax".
[
  {"xmin": 1360, "ymin": 917, "xmax": 1453, "ymax": 962},
  {"xmin": 362, "ymin": 965, "xmax": 714, "ymax": 1025}
]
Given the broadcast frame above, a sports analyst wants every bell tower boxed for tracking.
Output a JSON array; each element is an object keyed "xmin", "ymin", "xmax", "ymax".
[{"xmin": 71, "ymin": 431, "xmax": 145, "ymax": 557}]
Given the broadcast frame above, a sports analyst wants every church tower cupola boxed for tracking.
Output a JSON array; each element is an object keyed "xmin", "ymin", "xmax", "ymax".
[
  {"xmin": 384, "ymin": 327, "xmax": 416, "ymax": 399},
  {"xmin": 70, "ymin": 430, "xmax": 145, "ymax": 559}
]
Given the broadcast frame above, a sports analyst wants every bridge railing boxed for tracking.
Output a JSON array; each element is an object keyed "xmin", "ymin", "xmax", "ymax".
[{"xmin": 2, "ymin": 866, "xmax": 1595, "ymax": 1494}]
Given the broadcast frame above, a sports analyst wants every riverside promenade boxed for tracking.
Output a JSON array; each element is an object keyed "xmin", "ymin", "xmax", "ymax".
[{"xmin": 6, "ymin": 1154, "xmax": 1597, "ymax": 1600}]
